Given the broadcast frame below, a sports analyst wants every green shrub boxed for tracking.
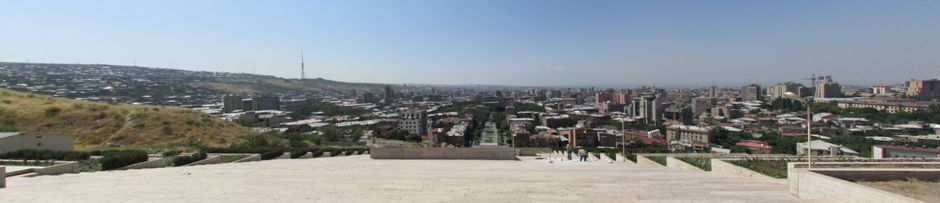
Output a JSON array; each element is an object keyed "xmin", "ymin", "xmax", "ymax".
[
  {"xmin": 172, "ymin": 152, "xmax": 208, "ymax": 166},
  {"xmin": 100, "ymin": 150, "xmax": 149, "ymax": 170},
  {"xmin": 311, "ymin": 149, "xmax": 324, "ymax": 157},
  {"xmin": 0, "ymin": 149, "xmax": 90, "ymax": 161},
  {"xmin": 162, "ymin": 150, "xmax": 182, "ymax": 157},
  {"xmin": 676, "ymin": 157, "xmax": 712, "ymax": 171},
  {"xmin": 261, "ymin": 150, "xmax": 285, "ymax": 160},
  {"xmin": 290, "ymin": 150, "xmax": 308, "ymax": 158}
]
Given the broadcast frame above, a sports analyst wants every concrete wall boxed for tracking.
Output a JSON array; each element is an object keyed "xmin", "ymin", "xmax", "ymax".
[
  {"xmin": 275, "ymin": 152, "xmax": 291, "ymax": 159},
  {"xmin": 635, "ymin": 155, "xmax": 663, "ymax": 167},
  {"xmin": 666, "ymin": 157, "xmax": 704, "ymax": 171},
  {"xmin": 35, "ymin": 161, "xmax": 81, "ymax": 175},
  {"xmin": 516, "ymin": 148, "xmax": 551, "ymax": 156},
  {"xmin": 184, "ymin": 156, "xmax": 221, "ymax": 166},
  {"xmin": 711, "ymin": 159, "xmax": 774, "ymax": 179},
  {"xmin": 296, "ymin": 152, "xmax": 313, "ymax": 159},
  {"xmin": 370, "ymin": 147, "xmax": 517, "ymax": 160},
  {"xmin": 116, "ymin": 158, "xmax": 165, "ymax": 170},
  {"xmin": 0, "ymin": 133, "xmax": 74, "ymax": 153},
  {"xmin": 792, "ymin": 170, "xmax": 926, "ymax": 203}
]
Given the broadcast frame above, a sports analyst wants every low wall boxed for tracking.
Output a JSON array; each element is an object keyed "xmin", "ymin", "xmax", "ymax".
[
  {"xmin": 711, "ymin": 159, "xmax": 773, "ymax": 179},
  {"xmin": 184, "ymin": 156, "xmax": 221, "ymax": 166},
  {"xmin": 370, "ymin": 147, "xmax": 517, "ymax": 160},
  {"xmin": 296, "ymin": 152, "xmax": 313, "ymax": 159},
  {"xmin": 234, "ymin": 154, "xmax": 261, "ymax": 163},
  {"xmin": 635, "ymin": 155, "xmax": 662, "ymax": 167},
  {"xmin": 35, "ymin": 161, "xmax": 81, "ymax": 175},
  {"xmin": 791, "ymin": 170, "xmax": 926, "ymax": 203},
  {"xmin": 116, "ymin": 158, "xmax": 165, "ymax": 170},
  {"xmin": 276, "ymin": 152, "xmax": 291, "ymax": 159},
  {"xmin": 666, "ymin": 157, "xmax": 703, "ymax": 171},
  {"xmin": 516, "ymin": 148, "xmax": 551, "ymax": 156}
]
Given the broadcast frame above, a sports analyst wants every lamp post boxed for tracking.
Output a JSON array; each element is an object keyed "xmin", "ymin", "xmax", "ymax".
[{"xmin": 783, "ymin": 92, "xmax": 812, "ymax": 169}]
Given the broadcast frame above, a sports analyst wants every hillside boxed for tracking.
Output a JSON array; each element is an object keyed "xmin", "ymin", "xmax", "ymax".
[
  {"xmin": 0, "ymin": 88, "xmax": 253, "ymax": 149},
  {"xmin": 195, "ymin": 77, "xmax": 386, "ymax": 94}
]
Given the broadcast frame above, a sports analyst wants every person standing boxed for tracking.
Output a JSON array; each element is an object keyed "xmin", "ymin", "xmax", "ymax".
[{"xmin": 578, "ymin": 148, "xmax": 587, "ymax": 162}]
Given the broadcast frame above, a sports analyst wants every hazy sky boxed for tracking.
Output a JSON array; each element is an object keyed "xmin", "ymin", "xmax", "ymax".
[{"xmin": 2, "ymin": 1, "xmax": 939, "ymax": 87}]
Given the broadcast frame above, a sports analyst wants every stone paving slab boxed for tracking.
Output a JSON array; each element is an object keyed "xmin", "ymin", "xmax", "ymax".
[{"xmin": 0, "ymin": 155, "xmax": 804, "ymax": 202}]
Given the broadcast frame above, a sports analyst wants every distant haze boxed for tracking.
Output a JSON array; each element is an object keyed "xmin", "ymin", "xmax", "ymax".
[{"xmin": 1, "ymin": 1, "xmax": 939, "ymax": 87}]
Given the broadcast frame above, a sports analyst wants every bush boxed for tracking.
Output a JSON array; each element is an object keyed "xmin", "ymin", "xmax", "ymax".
[
  {"xmin": 162, "ymin": 150, "xmax": 182, "ymax": 157},
  {"xmin": 344, "ymin": 150, "xmax": 355, "ymax": 156},
  {"xmin": 290, "ymin": 149, "xmax": 308, "ymax": 158},
  {"xmin": 100, "ymin": 150, "xmax": 149, "ymax": 170},
  {"xmin": 0, "ymin": 149, "xmax": 90, "ymax": 161},
  {"xmin": 311, "ymin": 149, "xmax": 324, "ymax": 157},
  {"xmin": 261, "ymin": 150, "xmax": 285, "ymax": 160},
  {"xmin": 172, "ymin": 151, "xmax": 208, "ymax": 166},
  {"xmin": 676, "ymin": 157, "xmax": 712, "ymax": 171}
]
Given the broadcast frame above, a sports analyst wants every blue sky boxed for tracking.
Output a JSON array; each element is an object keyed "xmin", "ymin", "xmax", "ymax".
[{"xmin": 1, "ymin": 0, "xmax": 939, "ymax": 87}]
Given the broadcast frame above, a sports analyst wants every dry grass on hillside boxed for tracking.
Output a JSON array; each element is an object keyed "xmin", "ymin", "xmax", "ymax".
[{"xmin": 0, "ymin": 88, "xmax": 253, "ymax": 149}]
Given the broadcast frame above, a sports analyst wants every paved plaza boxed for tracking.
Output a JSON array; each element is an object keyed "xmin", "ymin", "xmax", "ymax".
[{"xmin": 0, "ymin": 155, "xmax": 803, "ymax": 202}]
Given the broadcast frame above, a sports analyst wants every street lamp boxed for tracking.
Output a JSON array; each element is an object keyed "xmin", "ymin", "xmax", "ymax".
[{"xmin": 783, "ymin": 92, "xmax": 812, "ymax": 169}]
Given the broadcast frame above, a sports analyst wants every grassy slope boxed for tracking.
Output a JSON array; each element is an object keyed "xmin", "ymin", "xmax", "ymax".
[{"xmin": 0, "ymin": 88, "xmax": 252, "ymax": 150}]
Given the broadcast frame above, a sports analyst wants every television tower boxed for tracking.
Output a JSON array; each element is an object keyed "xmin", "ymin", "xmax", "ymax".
[{"xmin": 300, "ymin": 50, "xmax": 305, "ymax": 80}]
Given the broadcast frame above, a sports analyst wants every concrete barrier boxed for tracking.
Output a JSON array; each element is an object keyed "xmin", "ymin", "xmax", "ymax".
[
  {"xmin": 370, "ymin": 147, "xmax": 517, "ymax": 160},
  {"xmin": 35, "ymin": 161, "xmax": 81, "ymax": 175},
  {"xmin": 116, "ymin": 158, "xmax": 166, "ymax": 170},
  {"xmin": 323, "ymin": 152, "xmax": 332, "ymax": 157},
  {"xmin": 666, "ymin": 157, "xmax": 704, "ymax": 171},
  {"xmin": 296, "ymin": 152, "xmax": 313, "ymax": 159},
  {"xmin": 276, "ymin": 152, "xmax": 291, "ymax": 159},
  {"xmin": 1, "ymin": 166, "xmax": 6, "ymax": 188},
  {"xmin": 184, "ymin": 156, "xmax": 221, "ymax": 166}
]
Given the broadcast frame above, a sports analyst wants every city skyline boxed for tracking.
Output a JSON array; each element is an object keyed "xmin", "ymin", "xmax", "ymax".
[{"xmin": 2, "ymin": 1, "xmax": 939, "ymax": 86}]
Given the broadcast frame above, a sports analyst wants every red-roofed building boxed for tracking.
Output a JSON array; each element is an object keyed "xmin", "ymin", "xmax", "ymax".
[{"xmin": 736, "ymin": 140, "xmax": 773, "ymax": 153}]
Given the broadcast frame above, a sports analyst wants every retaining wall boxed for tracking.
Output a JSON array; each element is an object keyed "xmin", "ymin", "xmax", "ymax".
[
  {"xmin": 370, "ymin": 147, "xmax": 517, "ymax": 160},
  {"xmin": 276, "ymin": 152, "xmax": 291, "ymax": 159},
  {"xmin": 666, "ymin": 157, "xmax": 704, "ymax": 171},
  {"xmin": 35, "ymin": 161, "xmax": 81, "ymax": 175},
  {"xmin": 516, "ymin": 148, "xmax": 551, "ymax": 156},
  {"xmin": 116, "ymin": 158, "xmax": 165, "ymax": 170}
]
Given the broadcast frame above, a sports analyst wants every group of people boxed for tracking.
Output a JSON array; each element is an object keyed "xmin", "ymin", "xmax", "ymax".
[{"xmin": 565, "ymin": 148, "xmax": 590, "ymax": 162}]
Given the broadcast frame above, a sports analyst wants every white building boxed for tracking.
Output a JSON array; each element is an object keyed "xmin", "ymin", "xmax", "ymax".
[{"xmin": 0, "ymin": 132, "xmax": 74, "ymax": 153}]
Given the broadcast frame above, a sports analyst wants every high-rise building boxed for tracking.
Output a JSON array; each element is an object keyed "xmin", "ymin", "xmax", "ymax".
[
  {"xmin": 741, "ymin": 84, "xmax": 762, "ymax": 101},
  {"xmin": 399, "ymin": 109, "xmax": 427, "ymax": 135},
  {"xmin": 631, "ymin": 94, "xmax": 662, "ymax": 125},
  {"xmin": 905, "ymin": 79, "xmax": 940, "ymax": 101},
  {"xmin": 384, "ymin": 85, "xmax": 395, "ymax": 103},
  {"xmin": 708, "ymin": 85, "xmax": 719, "ymax": 98},
  {"xmin": 222, "ymin": 95, "xmax": 244, "ymax": 113},
  {"xmin": 815, "ymin": 81, "xmax": 842, "ymax": 98},
  {"xmin": 252, "ymin": 94, "xmax": 281, "ymax": 111},
  {"xmin": 691, "ymin": 97, "xmax": 710, "ymax": 116}
]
